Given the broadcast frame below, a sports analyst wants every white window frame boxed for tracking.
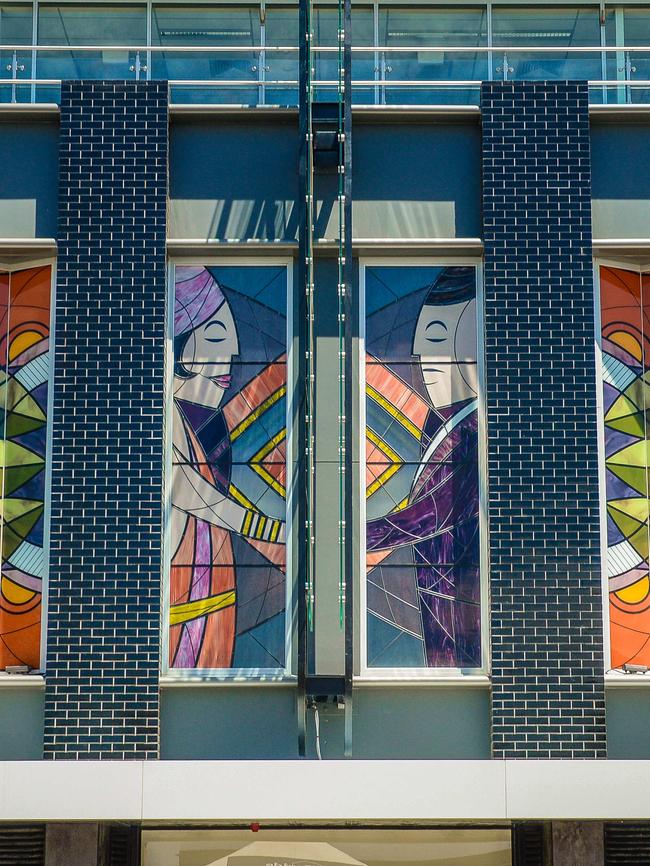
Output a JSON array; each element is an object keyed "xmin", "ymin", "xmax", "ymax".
[
  {"xmin": 594, "ymin": 257, "xmax": 650, "ymax": 685},
  {"xmin": 0, "ymin": 256, "xmax": 56, "ymax": 676},
  {"xmin": 357, "ymin": 256, "xmax": 489, "ymax": 682},
  {"xmin": 162, "ymin": 257, "xmax": 295, "ymax": 682}
]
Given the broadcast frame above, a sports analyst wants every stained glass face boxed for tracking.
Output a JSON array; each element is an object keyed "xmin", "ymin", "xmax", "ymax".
[
  {"xmin": 599, "ymin": 265, "xmax": 650, "ymax": 670},
  {"xmin": 0, "ymin": 265, "xmax": 52, "ymax": 670},
  {"xmin": 364, "ymin": 265, "xmax": 481, "ymax": 669},
  {"xmin": 169, "ymin": 264, "xmax": 288, "ymax": 672}
]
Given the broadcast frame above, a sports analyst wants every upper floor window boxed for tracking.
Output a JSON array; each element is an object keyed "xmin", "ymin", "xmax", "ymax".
[
  {"xmin": 165, "ymin": 262, "xmax": 291, "ymax": 676},
  {"xmin": 0, "ymin": 263, "xmax": 53, "ymax": 673},
  {"xmin": 492, "ymin": 5, "xmax": 602, "ymax": 80},
  {"xmin": 152, "ymin": 5, "xmax": 260, "ymax": 103},
  {"xmin": 377, "ymin": 6, "xmax": 488, "ymax": 103},
  {"xmin": 0, "ymin": 4, "xmax": 32, "ymax": 43},
  {"xmin": 36, "ymin": 3, "xmax": 147, "ymax": 81},
  {"xmin": 38, "ymin": 2, "xmax": 147, "ymax": 45},
  {"xmin": 361, "ymin": 262, "xmax": 484, "ymax": 673}
]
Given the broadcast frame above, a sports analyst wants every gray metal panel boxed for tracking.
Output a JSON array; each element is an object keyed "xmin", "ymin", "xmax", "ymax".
[
  {"xmin": 0, "ymin": 688, "xmax": 44, "ymax": 759},
  {"xmin": 169, "ymin": 118, "xmax": 299, "ymax": 242},
  {"xmin": 0, "ymin": 121, "xmax": 58, "ymax": 238},
  {"xmin": 606, "ymin": 687, "xmax": 650, "ymax": 758},
  {"xmin": 591, "ymin": 123, "xmax": 650, "ymax": 238},
  {"xmin": 313, "ymin": 257, "xmax": 346, "ymax": 675},
  {"xmin": 160, "ymin": 687, "xmax": 298, "ymax": 759}
]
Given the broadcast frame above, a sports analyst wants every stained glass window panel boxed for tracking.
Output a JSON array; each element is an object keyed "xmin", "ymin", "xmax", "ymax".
[
  {"xmin": 169, "ymin": 264, "xmax": 288, "ymax": 673},
  {"xmin": 0, "ymin": 265, "xmax": 52, "ymax": 671},
  {"xmin": 599, "ymin": 264, "xmax": 650, "ymax": 671},
  {"xmin": 364, "ymin": 264, "xmax": 481, "ymax": 670}
]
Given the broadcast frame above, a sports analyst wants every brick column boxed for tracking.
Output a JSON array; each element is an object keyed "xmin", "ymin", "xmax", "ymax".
[
  {"xmin": 44, "ymin": 81, "xmax": 168, "ymax": 758},
  {"xmin": 482, "ymin": 81, "xmax": 606, "ymax": 758}
]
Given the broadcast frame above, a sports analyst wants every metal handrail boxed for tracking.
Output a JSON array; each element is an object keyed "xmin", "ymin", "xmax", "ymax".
[
  {"xmin": 1, "ymin": 43, "xmax": 650, "ymax": 53},
  {"xmin": 6, "ymin": 78, "xmax": 650, "ymax": 88}
]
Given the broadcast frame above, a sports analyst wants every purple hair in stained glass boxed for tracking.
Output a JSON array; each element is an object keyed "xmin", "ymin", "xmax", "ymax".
[{"xmin": 174, "ymin": 266, "xmax": 226, "ymax": 338}]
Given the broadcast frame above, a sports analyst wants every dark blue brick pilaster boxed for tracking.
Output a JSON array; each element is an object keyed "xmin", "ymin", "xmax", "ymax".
[
  {"xmin": 44, "ymin": 81, "xmax": 168, "ymax": 758},
  {"xmin": 482, "ymin": 81, "xmax": 606, "ymax": 758}
]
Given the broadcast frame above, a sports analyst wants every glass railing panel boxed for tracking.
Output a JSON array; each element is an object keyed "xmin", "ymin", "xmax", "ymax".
[
  {"xmin": 600, "ymin": 50, "xmax": 650, "ymax": 104},
  {"xmin": 0, "ymin": 49, "xmax": 31, "ymax": 103},
  {"xmin": 628, "ymin": 52, "xmax": 650, "ymax": 103},
  {"xmin": 155, "ymin": 50, "xmax": 260, "ymax": 104},
  {"xmin": 500, "ymin": 50, "xmax": 602, "ymax": 82},
  {"xmin": 311, "ymin": 51, "xmax": 375, "ymax": 104},
  {"xmin": 381, "ymin": 51, "xmax": 486, "ymax": 105},
  {"xmin": 36, "ymin": 49, "xmax": 142, "ymax": 80},
  {"xmin": 263, "ymin": 50, "xmax": 298, "ymax": 106}
]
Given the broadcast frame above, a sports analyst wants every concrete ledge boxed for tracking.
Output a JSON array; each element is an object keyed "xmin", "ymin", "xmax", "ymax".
[
  {"xmin": 0, "ymin": 760, "xmax": 649, "ymax": 822},
  {"xmin": 0, "ymin": 103, "xmax": 59, "ymax": 120}
]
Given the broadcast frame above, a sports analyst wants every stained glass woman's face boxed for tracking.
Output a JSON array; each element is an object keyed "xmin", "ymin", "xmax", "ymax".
[
  {"xmin": 412, "ymin": 298, "xmax": 478, "ymax": 408},
  {"xmin": 176, "ymin": 299, "xmax": 239, "ymax": 411}
]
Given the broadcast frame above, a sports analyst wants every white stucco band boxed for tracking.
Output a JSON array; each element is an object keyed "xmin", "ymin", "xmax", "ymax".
[{"xmin": 0, "ymin": 760, "xmax": 648, "ymax": 822}]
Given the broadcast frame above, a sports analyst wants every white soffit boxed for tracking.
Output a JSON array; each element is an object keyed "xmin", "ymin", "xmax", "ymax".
[{"xmin": 0, "ymin": 760, "xmax": 649, "ymax": 822}]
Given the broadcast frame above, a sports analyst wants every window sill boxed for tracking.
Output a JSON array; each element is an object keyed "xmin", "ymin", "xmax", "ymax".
[
  {"xmin": 605, "ymin": 672, "xmax": 650, "ymax": 687},
  {"xmin": 353, "ymin": 674, "xmax": 490, "ymax": 688},
  {"xmin": 0, "ymin": 673, "xmax": 44, "ymax": 688}
]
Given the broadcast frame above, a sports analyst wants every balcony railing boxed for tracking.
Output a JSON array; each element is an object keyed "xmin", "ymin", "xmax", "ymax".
[{"xmin": 2, "ymin": 44, "xmax": 650, "ymax": 106}]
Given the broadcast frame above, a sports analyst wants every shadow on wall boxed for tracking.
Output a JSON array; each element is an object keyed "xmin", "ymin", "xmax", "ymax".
[
  {"xmin": 168, "ymin": 119, "xmax": 482, "ymax": 243},
  {"xmin": 0, "ymin": 122, "xmax": 59, "ymax": 238},
  {"xmin": 591, "ymin": 124, "xmax": 650, "ymax": 239},
  {"xmin": 169, "ymin": 119, "xmax": 300, "ymax": 242},
  {"xmin": 351, "ymin": 122, "xmax": 481, "ymax": 240}
]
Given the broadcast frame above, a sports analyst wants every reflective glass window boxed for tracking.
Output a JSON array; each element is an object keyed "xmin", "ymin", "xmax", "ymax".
[
  {"xmin": 37, "ymin": 4, "xmax": 147, "ymax": 81},
  {"xmin": 492, "ymin": 6, "xmax": 601, "ymax": 81},
  {"xmin": 38, "ymin": 3, "xmax": 146, "ymax": 45},
  {"xmin": 377, "ymin": 7, "xmax": 487, "ymax": 105},
  {"xmin": 0, "ymin": 3, "xmax": 32, "ymax": 42},
  {"xmin": 0, "ymin": 4, "xmax": 33, "ymax": 101},
  {"xmin": 152, "ymin": 5, "xmax": 260, "ymax": 103}
]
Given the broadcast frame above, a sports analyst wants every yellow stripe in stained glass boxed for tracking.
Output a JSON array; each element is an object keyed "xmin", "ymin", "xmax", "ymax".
[
  {"xmin": 170, "ymin": 590, "xmax": 236, "ymax": 626},
  {"xmin": 366, "ymin": 383, "xmax": 421, "ymax": 441}
]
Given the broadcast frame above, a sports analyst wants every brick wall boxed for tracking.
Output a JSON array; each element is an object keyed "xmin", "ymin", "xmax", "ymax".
[
  {"xmin": 44, "ymin": 81, "xmax": 168, "ymax": 759},
  {"xmin": 482, "ymin": 81, "xmax": 606, "ymax": 758}
]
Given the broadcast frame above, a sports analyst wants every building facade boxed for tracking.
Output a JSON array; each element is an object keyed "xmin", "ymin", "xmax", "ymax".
[{"xmin": 1, "ymin": 2, "xmax": 650, "ymax": 865}]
